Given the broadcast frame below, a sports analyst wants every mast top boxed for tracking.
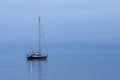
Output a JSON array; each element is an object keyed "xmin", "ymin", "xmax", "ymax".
[{"xmin": 39, "ymin": 17, "xmax": 40, "ymax": 22}]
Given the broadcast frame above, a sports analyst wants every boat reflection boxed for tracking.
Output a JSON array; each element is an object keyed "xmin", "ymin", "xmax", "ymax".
[{"xmin": 27, "ymin": 60, "xmax": 48, "ymax": 80}]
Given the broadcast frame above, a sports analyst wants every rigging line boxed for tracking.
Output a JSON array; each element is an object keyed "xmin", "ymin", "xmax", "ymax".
[{"xmin": 40, "ymin": 19, "xmax": 47, "ymax": 55}]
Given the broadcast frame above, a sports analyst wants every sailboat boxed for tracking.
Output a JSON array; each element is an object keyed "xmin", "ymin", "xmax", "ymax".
[{"xmin": 26, "ymin": 17, "xmax": 48, "ymax": 60}]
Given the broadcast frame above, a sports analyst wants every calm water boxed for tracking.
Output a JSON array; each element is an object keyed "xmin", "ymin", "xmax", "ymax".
[{"xmin": 0, "ymin": 45, "xmax": 120, "ymax": 80}]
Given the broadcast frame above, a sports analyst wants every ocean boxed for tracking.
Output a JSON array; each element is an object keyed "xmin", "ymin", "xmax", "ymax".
[{"xmin": 0, "ymin": 44, "xmax": 120, "ymax": 80}]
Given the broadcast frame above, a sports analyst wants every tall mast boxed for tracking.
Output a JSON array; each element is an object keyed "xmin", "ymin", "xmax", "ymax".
[{"xmin": 38, "ymin": 17, "xmax": 41, "ymax": 54}]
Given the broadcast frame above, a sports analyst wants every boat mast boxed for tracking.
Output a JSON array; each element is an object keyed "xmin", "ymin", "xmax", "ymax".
[{"xmin": 38, "ymin": 17, "xmax": 41, "ymax": 54}]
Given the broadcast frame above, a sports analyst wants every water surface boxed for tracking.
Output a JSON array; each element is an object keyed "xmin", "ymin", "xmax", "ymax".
[{"xmin": 0, "ymin": 45, "xmax": 120, "ymax": 80}]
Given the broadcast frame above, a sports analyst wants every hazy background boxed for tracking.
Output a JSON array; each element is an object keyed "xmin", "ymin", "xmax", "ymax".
[
  {"xmin": 0, "ymin": 0, "xmax": 120, "ymax": 47},
  {"xmin": 0, "ymin": 1, "xmax": 120, "ymax": 80}
]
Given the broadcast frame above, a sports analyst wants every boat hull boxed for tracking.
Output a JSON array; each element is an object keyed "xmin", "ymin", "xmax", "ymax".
[{"xmin": 27, "ymin": 54, "xmax": 48, "ymax": 60}]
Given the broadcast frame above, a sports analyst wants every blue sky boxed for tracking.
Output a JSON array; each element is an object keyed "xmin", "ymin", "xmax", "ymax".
[{"xmin": 0, "ymin": 0, "xmax": 120, "ymax": 45}]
